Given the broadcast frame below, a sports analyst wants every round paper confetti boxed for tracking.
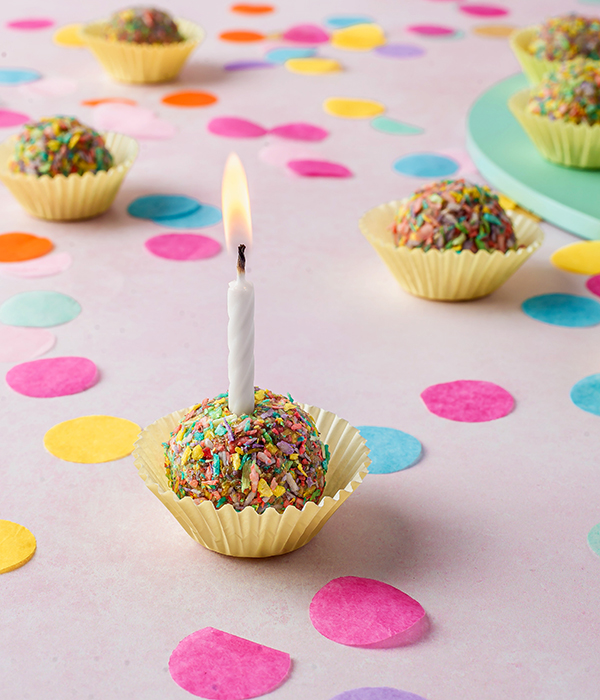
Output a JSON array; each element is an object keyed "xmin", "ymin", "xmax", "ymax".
[
  {"xmin": 371, "ymin": 116, "xmax": 424, "ymax": 135},
  {"xmin": 407, "ymin": 25, "xmax": 456, "ymax": 37},
  {"xmin": 6, "ymin": 356, "xmax": 98, "ymax": 398},
  {"xmin": 472, "ymin": 24, "xmax": 516, "ymax": 38},
  {"xmin": 459, "ymin": 4, "xmax": 509, "ymax": 17},
  {"xmin": 44, "ymin": 415, "xmax": 141, "ymax": 463},
  {"xmin": 393, "ymin": 153, "xmax": 459, "ymax": 177},
  {"xmin": 159, "ymin": 205, "xmax": 222, "ymax": 229},
  {"xmin": 287, "ymin": 159, "xmax": 353, "ymax": 177},
  {"xmin": 0, "ymin": 520, "xmax": 36, "ymax": 575},
  {"xmin": 0, "ymin": 252, "xmax": 72, "ymax": 279},
  {"xmin": 208, "ymin": 117, "xmax": 267, "ymax": 138},
  {"xmin": 7, "ymin": 18, "xmax": 54, "ymax": 30},
  {"xmin": 53, "ymin": 23, "xmax": 85, "ymax": 47},
  {"xmin": 0, "ymin": 68, "xmax": 41, "ymax": 85},
  {"xmin": 310, "ymin": 577, "xmax": 426, "ymax": 647},
  {"xmin": 0, "ymin": 291, "xmax": 81, "ymax": 328},
  {"xmin": 169, "ymin": 627, "xmax": 291, "ymax": 699},
  {"xmin": 285, "ymin": 57, "xmax": 341, "ymax": 74},
  {"xmin": 588, "ymin": 523, "xmax": 600, "ymax": 557},
  {"xmin": 92, "ymin": 103, "xmax": 176, "ymax": 140},
  {"xmin": 325, "ymin": 15, "xmax": 374, "ymax": 29},
  {"xmin": 161, "ymin": 91, "xmax": 218, "ymax": 107},
  {"xmin": 82, "ymin": 97, "xmax": 137, "ymax": 106},
  {"xmin": 0, "ymin": 109, "xmax": 31, "ymax": 128},
  {"xmin": 331, "ymin": 689, "xmax": 428, "ymax": 700},
  {"xmin": 570, "ymin": 374, "xmax": 600, "ymax": 416},
  {"xmin": 324, "ymin": 97, "xmax": 385, "ymax": 119},
  {"xmin": 269, "ymin": 122, "xmax": 328, "ymax": 141},
  {"xmin": 128, "ymin": 195, "xmax": 200, "ymax": 221},
  {"xmin": 283, "ymin": 24, "xmax": 329, "ymax": 44},
  {"xmin": 224, "ymin": 60, "xmax": 275, "ymax": 71},
  {"xmin": 551, "ymin": 241, "xmax": 600, "ymax": 275},
  {"xmin": 357, "ymin": 426, "xmax": 422, "ymax": 474},
  {"xmin": 586, "ymin": 276, "xmax": 600, "ymax": 297},
  {"xmin": 231, "ymin": 4, "xmax": 274, "ymax": 13},
  {"xmin": 331, "ymin": 23, "xmax": 386, "ymax": 51},
  {"xmin": 521, "ymin": 294, "xmax": 600, "ymax": 327},
  {"xmin": 265, "ymin": 47, "xmax": 316, "ymax": 63},
  {"xmin": 18, "ymin": 76, "xmax": 77, "ymax": 98},
  {"xmin": 421, "ymin": 380, "xmax": 514, "ymax": 422},
  {"xmin": 0, "ymin": 327, "xmax": 55, "ymax": 363},
  {"xmin": 259, "ymin": 142, "xmax": 318, "ymax": 167},
  {"xmin": 145, "ymin": 233, "xmax": 222, "ymax": 260},
  {"xmin": 375, "ymin": 43, "xmax": 426, "ymax": 58},
  {"xmin": 0, "ymin": 232, "xmax": 53, "ymax": 262},
  {"xmin": 219, "ymin": 30, "xmax": 265, "ymax": 42}
]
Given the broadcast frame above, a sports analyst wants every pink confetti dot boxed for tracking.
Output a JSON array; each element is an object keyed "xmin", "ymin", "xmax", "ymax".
[
  {"xmin": 407, "ymin": 24, "xmax": 456, "ymax": 36},
  {"xmin": 145, "ymin": 233, "xmax": 221, "ymax": 261},
  {"xmin": 269, "ymin": 122, "xmax": 329, "ymax": 141},
  {"xmin": 459, "ymin": 4, "xmax": 509, "ymax": 17},
  {"xmin": 421, "ymin": 379, "xmax": 514, "ymax": 422},
  {"xmin": 287, "ymin": 159, "xmax": 353, "ymax": 177},
  {"xmin": 207, "ymin": 116, "xmax": 267, "ymax": 138},
  {"xmin": 587, "ymin": 275, "xmax": 600, "ymax": 297},
  {"xmin": 6, "ymin": 18, "xmax": 54, "ymax": 30},
  {"xmin": 282, "ymin": 24, "xmax": 329, "ymax": 44},
  {"xmin": 6, "ymin": 356, "xmax": 98, "ymax": 398},
  {"xmin": 0, "ymin": 326, "xmax": 55, "ymax": 363},
  {"xmin": 0, "ymin": 109, "xmax": 31, "ymax": 128}
]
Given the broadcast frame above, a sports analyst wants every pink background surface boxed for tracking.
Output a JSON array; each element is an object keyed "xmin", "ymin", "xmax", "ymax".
[{"xmin": 1, "ymin": 1, "xmax": 599, "ymax": 699}]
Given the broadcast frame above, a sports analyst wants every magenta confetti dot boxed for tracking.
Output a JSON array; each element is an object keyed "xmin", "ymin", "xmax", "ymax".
[
  {"xmin": 6, "ymin": 356, "xmax": 98, "ymax": 398},
  {"xmin": 287, "ymin": 159, "xmax": 353, "ymax": 178},
  {"xmin": 282, "ymin": 23, "xmax": 329, "ymax": 44},
  {"xmin": 6, "ymin": 18, "xmax": 54, "ymax": 30},
  {"xmin": 458, "ymin": 3, "xmax": 509, "ymax": 17},
  {"xmin": 375, "ymin": 43, "xmax": 426, "ymax": 59},
  {"xmin": 407, "ymin": 24, "xmax": 456, "ymax": 36},
  {"xmin": 145, "ymin": 233, "xmax": 221, "ymax": 261},
  {"xmin": 0, "ymin": 109, "xmax": 31, "ymax": 128},
  {"xmin": 207, "ymin": 116, "xmax": 267, "ymax": 138},
  {"xmin": 269, "ymin": 122, "xmax": 329, "ymax": 141},
  {"xmin": 421, "ymin": 380, "xmax": 514, "ymax": 422},
  {"xmin": 586, "ymin": 275, "xmax": 600, "ymax": 297}
]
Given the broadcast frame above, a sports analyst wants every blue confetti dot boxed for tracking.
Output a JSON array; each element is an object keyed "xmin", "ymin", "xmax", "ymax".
[
  {"xmin": 128, "ymin": 195, "xmax": 200, "ymax": 221},
  {"xmin": 264, "ymin": 47, "xmax": 317, "ymax": 64},
  {"xmin": 0, "ymin": 68, "xmax": 41, "ymax": 85},
  {"xmin": 392, "ymin": 153, "xmax": 459, "ymax": 178},
  {"xmin": 159, "ymin": 205, "xmax": 222, "ymax": 229},
  {"xmin": 324, "ymin": 15, "xmax": 374, "ymax": 29},
  {"xmin": 357, "ymin": 426, "xmax": 422, "ymax": 474},
  {"xmin": 570, "ymin": 374, "xmax": 600, "ymax": 416},
  {"xmin": 522, "ymin": 294, "xmax": 600, "ymax": 328},
  {"xmin": 588, "ymin": 523, "xmax": 600, "ymax": 557}
]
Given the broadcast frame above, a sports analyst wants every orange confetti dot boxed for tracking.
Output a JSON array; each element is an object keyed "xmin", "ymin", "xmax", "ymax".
[
  {"xmin": 472, "ymin": 24, "xmax": 516, "ymax": 38},
  {"xmin": 81, "ymin": 97, "xmax": 138, "ymax": 107},
  {"xmin": 0, "ymin": 232, "xmax": 53, "ymax": 263},
  {"xmin": 219, "ymin": 30, "xmax": 266, "ymax": 42},
  {"xmin": 161, "ymin": 91, "xmax": 218, "ymax": 107},
  {"xmin": 231, "ymin": 3, "xmax": 274, "ymax": 13}
]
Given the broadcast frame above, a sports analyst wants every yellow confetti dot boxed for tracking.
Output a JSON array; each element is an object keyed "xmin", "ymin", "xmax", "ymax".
[
  {"xmin": 44, "ymin": 415, "xmax": 141, "ymax": 464},
  {"xmin": 285, "ymin": 57, "xmax": 342, "ymax": 74},
  {"xmin": 551, "ymin": 241, "xmax": 600, "ymax": 275},
  {"xmin": 53, "ymin": 23, "xmax": 86, "ymax": 48},
  {"xmin": 323, "ymin": 97, "xmax": 386, "ymax": 119},
  {"xmin": 472, "ymin": 24, "xmax": 516, "ymax": 39},
  {"xmin": 331, "ymin": 23, "xmax": 386, "ymax": 51},
  {"xmin": 0, "ymin": 520, "xmax": 36, "ymax": 574}
]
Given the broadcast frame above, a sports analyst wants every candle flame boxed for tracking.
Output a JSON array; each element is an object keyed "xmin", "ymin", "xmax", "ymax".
[{"xmin": 222, "ymin": 152, "xmax": 252, "ymax": 253}]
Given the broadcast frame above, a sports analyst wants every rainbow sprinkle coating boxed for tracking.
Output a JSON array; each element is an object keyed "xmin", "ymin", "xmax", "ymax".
[
  {"xmin": 9, "ymin": 117, "xmax": 113, "ymax": 178},
  {"xmin": 529, "ymin": 14, "xmax": 600, "ymax": 61},
  {"xmin": 392, "ymin": 179, "xmax": 517, "ymax": 253},
  {"xmin": 528, "ymin": 58, "xmax": 600, "ymax": 125},
  {"xmin": 105, "ymin": 7, "xmax": 183, "ymax": 44},
  {"xmin": 164, "ymin": 388, "xmax": 330, "ymax": 514}
]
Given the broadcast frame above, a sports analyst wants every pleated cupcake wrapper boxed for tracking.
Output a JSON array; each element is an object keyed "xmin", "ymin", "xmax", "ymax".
[
  {"xmin": 359, "ymin": 202, "xmax": 543, "ymax": 301},
  {"xmin": 133, "ymin": 405, "xmax": 370, "ymax": 558},
  {"xmin": 509, "ymin": 89, "xmax": 600, "ymax": 169},
  {"xmin": 81, "ymin": 19, "xmax": 204, "ymax": 83},
  {"xmin": 0, "ymin": 133, "xmax": 138, "ymax": 221},
  {"xmin": 509, "ymin": 26, "xmax": 600, "ymax": 85}
]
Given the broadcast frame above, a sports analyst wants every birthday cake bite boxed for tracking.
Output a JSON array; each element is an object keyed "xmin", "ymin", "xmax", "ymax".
[
  {"xmin": 104, "ymin": 7, "xmax": 183, "ymax": 44},
  {"xmin": 529, "ymin": 14, "xmax": 600, "ymax": 61}
]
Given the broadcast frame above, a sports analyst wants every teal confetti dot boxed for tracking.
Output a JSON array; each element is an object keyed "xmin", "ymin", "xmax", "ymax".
[
  {"xmin": 371, "ymin": 116, "xmax": 424, "ymax": 136},
  {"xmin": 128, "ymin": 195, "xmax": 200, "ymax": 220},
  {"xmin": 522, "ymin": 294, "xmax": 600, "ymax": 327},
  {"xmin": 324, "ymin": 15, "xmax": 374, "ymax": 29},
  {"xmin": 265, "ymin": 47, "xmax": 317, "ymax": 64},
  {"xmin": 357, "ymin": 426, "xmax": 422, "ymax": 474},
  {"xmin": 0, "ymin": 291, "xmax": 81, "ymax": 328},
  {"xmin": 158, "ymin": 205, "xmax": 222, "ymax": 229},
  {"xmin": 393, "ymin": 153, "xmax": 458, "ymax": 178},
  {"xmin": 588, "ymin": 523, "xmax": 600, "ymax": 557},
  {"xmin": 570, "ymin": 374, "xmax": 600, "ymax": 416}
]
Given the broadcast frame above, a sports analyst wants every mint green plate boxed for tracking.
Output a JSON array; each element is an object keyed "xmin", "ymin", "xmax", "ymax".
[{"xmin": 467, "ymin": 73, "xmax": 600, "ymax": 241}]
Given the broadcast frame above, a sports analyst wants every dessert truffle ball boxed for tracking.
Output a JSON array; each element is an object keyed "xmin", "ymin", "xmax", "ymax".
[
  {"xmin": 9, "ymin": 116, "xmax": 113, "ymax": 178},
  {"xmin": 164, "ymin": 388, "xmax": 330, "ymax": 513},
  {"xmin": 529, "ymin": 14, "xmax": 600, "ymax": 61},
  {"xmin": 528, "ymin": 58, "xmax": 600, "ymax": 125},
  {"xmin": 105, "ymin": 7, "xmax": 183, "ymax": 44},
  {"xmin": 392, "ymin": 179, "xmax": 517, "ymax": 253}
]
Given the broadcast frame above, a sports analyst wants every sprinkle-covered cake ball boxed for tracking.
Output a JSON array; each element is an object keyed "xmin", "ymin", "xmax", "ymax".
[
  {"xmin": 529, "ymin": 14, "xmax": 600, "ymax": 61},
  {"xmin": 392, "ymin": 179, "xmax": 517, "ymax": 253},
  {"xmin": 528, "ymin": 58, "xmax": 600, "ymax": 125},
  {"xmin": 9, "ymin": 117, "xmax": 113, "ymax": 178},
  {"xmin": 105, "ymin": 7, "xmax": 183, "ymax": 44},
  {"xmin": 164, "ymin": 388, "xmax": 330, "ymax": 514}
]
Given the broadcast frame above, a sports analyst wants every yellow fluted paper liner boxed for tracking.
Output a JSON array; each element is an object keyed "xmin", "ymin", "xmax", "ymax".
[
  {"xmin": 133, "ymin": 405, "xmax": 370, "ymax": 558},
  {"xmin": 0, "ymin": 133, "xmax": 138, "ymax": 221},
  {"xmin": 81, "ymin": 19, "xmax": 204, "ymax": 84},
  {"xmin": 509, "ymin": 26, "xmax": 600, "ymax": 85},
  {"xmin": 359, "ymin": 203, "xmax": 543, "ymax": 301},
  {"xmin": 509, "ymin": 89, "xmax": 600, "ymax": 169}
]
